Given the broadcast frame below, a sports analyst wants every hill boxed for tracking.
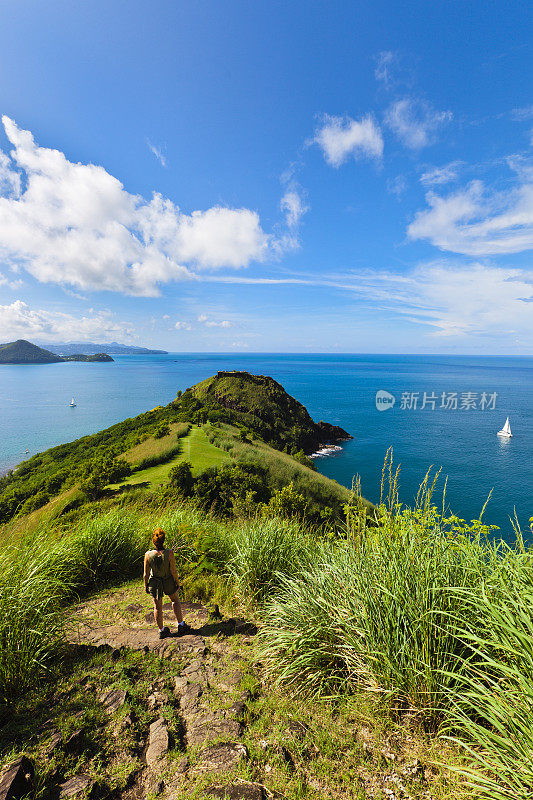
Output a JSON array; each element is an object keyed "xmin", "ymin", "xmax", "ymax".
[
  {"xmin": 189, "ymin": 370, "xmax": 351, "ymax": 453},
  {"xmin": 0, "ymin": 371, "xmax": 362, "ymax": 526},
  {"xmin": 43, "ymin": 341, "xmax": 168, "ymax": 355},
  {"xmin": 0, "ymin": 339, "xmax": 63, "ymax": 364}
]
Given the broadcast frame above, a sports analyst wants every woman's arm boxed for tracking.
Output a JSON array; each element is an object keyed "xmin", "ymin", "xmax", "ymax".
[
  {"xmin": 143, "ymin": 553, "xmax": 150, "ymax": 592},
  {"xmin": 169, "ymin": 550, "xmax": 179, "ymax": 584}
]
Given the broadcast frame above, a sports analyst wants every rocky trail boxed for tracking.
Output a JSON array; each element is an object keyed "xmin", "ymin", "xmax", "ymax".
[
  {"xmin": 0, "ymin": 588, "xmax": 459, "ymax": 800},
  {"xmin": 66, "ymin": 601, "xmax": 265, "ymax": 800}
]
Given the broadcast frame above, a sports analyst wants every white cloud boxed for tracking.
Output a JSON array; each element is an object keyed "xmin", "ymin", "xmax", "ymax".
[
  {"xmin": 206, "ymin": 319, "xmax": 231, "ymax": 328},
  {"xmin": 511, "ymin": 105, "xmax": 533, "ymax": 121},
  {"xmin": 196, "ymin": 313, "xmax": 231, "ymax": 328},
  {"xmin": 408, "ymin": 162, "xmax": 533, "ymax": 255},
  {"xmin": 280, "ymin": 188, "xmax": 308, "ymax": 230},
  {"xmin": 385, "ymin": 98, "xmax": 452, "ymax": 149},
  {"xmin": 0, "ymin": 271, "xmax": 23, "ymax": 290},
  {"xmin": 368, "ymin": 262, "xmax": 533, "ymax": 340},
  {"xmin": 374, "ymin": 51, "xmax": 396, "ymax": 86},
  {"xmin": 386, "ymin": 175, "xmax": 407, "ymax": 198},
  {"xmin": 0, "ymin": 117, "xmax": 271, "ymax": 296},
  {"xmin": 312, "ymin": 114, "xmax": 384, "ymax": 167},
  {"xmin": 0, "ymin": 300, "xmax": 133, "ymax": 342},
  {"xmin": 420, "ymin": 161, "xmax": 463, "ymax": 186},
  {"xmin": 175, "ymin": 320, "xmax": 191, "ymax": 330},
  {"xmin": 147, "ymin": 140, "xmax": 167, "ymax": 167}
]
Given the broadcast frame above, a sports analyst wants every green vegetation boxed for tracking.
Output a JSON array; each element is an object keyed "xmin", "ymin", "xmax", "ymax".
[
  {"xmin": 3, "ymin": 371, "xmax": 533, "ymax": 798},
  {"xmin": 0, "ymin": 339, "xmax": 63, "ymax": 364},
  {"xmin": 62, "ymin": 352, "xmax": 114, "ymax": 362},
  {"xmin": 0, "ymin": 372, "xmax": 351, "ymax": 526}
]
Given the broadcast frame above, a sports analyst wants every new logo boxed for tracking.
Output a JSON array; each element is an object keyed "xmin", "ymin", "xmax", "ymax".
[{"xmin": 375, "ymin": 390, "xmax": 396, "ymax": 412}]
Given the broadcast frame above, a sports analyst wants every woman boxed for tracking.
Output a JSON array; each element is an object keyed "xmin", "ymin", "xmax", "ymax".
[{"xmin": 144, "ymin": 527, "xmax": 191, "ymax": 639}]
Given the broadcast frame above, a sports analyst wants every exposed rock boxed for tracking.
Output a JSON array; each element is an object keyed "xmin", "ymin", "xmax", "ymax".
[
  {"xmin": 179, "ymin": 683, "xmax": 202, "ymax": 710},
  {"xmin": 210, "ymin": 671, "xmax": 242, "ymax": 693},
  {"xmin": 58, "ymin": 775, "xmax": 94, "ymax": 798},
  {"xmin": 147, "ymin": 691, "xmax": 169, "ymax": 710},
  {"xmin": 206, "ymin": 783, "xmax": 265, "ymax": 800},
  {"xmin": 191, "ymin": 742, "xmax": 247, "ymax": 775},
  {"xmin": 99, "ymin": 687, "xmax": 127, "ymax": 715},
  {"xmin": 0, "ymin": 756, "xmax": 34, "ymax": 800},
  {"xmin": 43, "ymin": 731, "xmax": 63, "ymax": 757},
  {"xmin": 185, "ymin": 710, "xmax": 242, "ymax": 747},
  {"xmin": 146, "ymin": 718, "xmax": 169, "ymax": 768},
  {"xmin": 173, "ymin": 675, "xmax": 188, "ymax": 696}
]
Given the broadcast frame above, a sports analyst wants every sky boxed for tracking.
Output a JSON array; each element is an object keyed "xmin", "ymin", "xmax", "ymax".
[{"xmin": 0, "ymin": 0, "xmax": 532, "ymax": 354}]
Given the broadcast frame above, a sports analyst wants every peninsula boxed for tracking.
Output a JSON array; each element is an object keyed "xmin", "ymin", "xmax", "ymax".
[{"xmin": 0, "ymin": 340, "xmax": 115, "ymax": 364}]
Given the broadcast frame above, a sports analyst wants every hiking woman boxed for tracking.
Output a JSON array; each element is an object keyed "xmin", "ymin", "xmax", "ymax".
[{"xmin": 144, "ymin": 528, "xmax": 190, "ymax": 639}]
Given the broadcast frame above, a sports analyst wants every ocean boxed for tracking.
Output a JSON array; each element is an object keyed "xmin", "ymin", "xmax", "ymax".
[{"xmin": 0, "ymin": 353, "xmax": 531, "ymax": 539}]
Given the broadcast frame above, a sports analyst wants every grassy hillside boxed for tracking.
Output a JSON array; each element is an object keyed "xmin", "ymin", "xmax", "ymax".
[
  {"xmin": 0, "ymin": 372, "xmax": 362, "ymax": 526},
  {"xmin": 111, "ymin": 426, "xmax": 229, "ymax": 489}
]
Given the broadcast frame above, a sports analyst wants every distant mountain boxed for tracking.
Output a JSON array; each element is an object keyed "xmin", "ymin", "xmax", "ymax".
[
  {"xmin": 0, "ymin": 340, "xmax": 64, "ymax": 364},
  {"xmin": 42, "ymin": 342, "xmax": 168, "ymax": 355}
]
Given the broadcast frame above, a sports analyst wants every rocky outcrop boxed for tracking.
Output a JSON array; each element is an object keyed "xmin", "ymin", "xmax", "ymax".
[{"xmin": 0, "ymin": 756, "xmax": 34, "ymax": 800}]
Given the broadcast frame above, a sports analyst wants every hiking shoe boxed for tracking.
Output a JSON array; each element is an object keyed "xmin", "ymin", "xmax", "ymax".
[
  {"xmin": 177, "ymin": 622, "xmax": 192, "ymax": 636},
  {"xmin": 159, "ymin": 626, "xmax": 171, "ymax": 640}
]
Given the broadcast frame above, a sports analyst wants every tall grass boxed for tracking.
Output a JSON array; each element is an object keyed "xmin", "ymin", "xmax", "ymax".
[
  {"xmin": 442, "ymin": 539, "xmax": 533, "ymax": 800},
  {"xmin": 0, "ymin": 508, "xmax": 147, "ymax": 703}
]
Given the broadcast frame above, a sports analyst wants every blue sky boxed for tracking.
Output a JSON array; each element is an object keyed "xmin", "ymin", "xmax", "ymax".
[{"xmin": 0, "ymin": 0, "xmax": 532, "ymax": 353}]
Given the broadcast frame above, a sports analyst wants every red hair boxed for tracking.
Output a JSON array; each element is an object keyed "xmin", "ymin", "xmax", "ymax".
[{"xmin": 152, "ymin": 528, "xmax": 166, "ymax": 551}]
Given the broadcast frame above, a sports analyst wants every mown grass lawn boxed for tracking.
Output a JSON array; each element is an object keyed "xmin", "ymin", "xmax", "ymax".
[{"xmin": 110, "ymin": 425, "xmax": 228, "ymax": 489}]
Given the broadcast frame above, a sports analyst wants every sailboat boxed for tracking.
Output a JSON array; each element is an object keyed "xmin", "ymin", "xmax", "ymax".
[
  {"xmin": 497, "ymin": 417, "xmax": 512, "ymax": 438},
  {"xmin": 70, "ymin": 397, "xmax": 76, "ymax": 407}
]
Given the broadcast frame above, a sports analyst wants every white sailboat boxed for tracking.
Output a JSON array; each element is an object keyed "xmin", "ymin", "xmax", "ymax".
[
  {"xmin": 497, "ymin": 417, "xmax": 512, "ymax": 438},
  {"xmin": 70, "ymin": 397, "xmax": 76, "ymax": 407}
]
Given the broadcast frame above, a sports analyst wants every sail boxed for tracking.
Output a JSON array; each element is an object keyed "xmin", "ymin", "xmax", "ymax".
[{"xmin": 503, "ymin": 417, "xmax": 511, "ymax": 435}]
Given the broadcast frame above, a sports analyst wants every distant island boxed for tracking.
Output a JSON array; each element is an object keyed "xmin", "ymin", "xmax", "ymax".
[
  {"xmin": 0, "ymin": 340, "xmax": 115, "ymax": 365},
  {"xmin": 41, "ymin": 341, "xmax": 168, "ymax": 355},
  {"xmin": 62, "ymin": 353, "xmax": 114, "ymax": 362}
]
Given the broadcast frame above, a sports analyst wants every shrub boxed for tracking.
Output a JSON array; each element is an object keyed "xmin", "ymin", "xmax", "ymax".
[
  {"xmin": 169, "ymin": 461, "xmax": 194, "ymax": 496},
  {"xmin": 261, "ymin": 481, "xmax": 308, "ymax": 521},
  {"xmin": 154, "ymin": 423, "xmax": 171, "ymax": 439}
]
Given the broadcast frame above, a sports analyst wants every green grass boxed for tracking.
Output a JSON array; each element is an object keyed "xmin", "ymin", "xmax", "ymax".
[
  {"xmin": 123, "ymin": 421, "xmax": 189, "ymax": 466},
  {"xmin": 110, "ymin": 425, "xmax": 228, "ymax": 489}
]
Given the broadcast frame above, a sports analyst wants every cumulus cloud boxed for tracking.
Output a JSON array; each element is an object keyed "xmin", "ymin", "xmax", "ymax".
[
  {"xmin": 0, "ymin": 117, "xmax": 271, "ymax": 296},
  {"xmin": 408, "ymin": 162, "xmax": 533, "ymax": 255},
  {"xmin": 175, "ymin": 320, "xmax": 191, "ymax": 330},
  {"xmin": 313, "ymin": 114, "xmax": 384, "ymax": 167},
  {"xmin": 385, "ymin": 98, "xmax": 452, "ymax": 149},
  {"xmin": 0, "ymin": 300, "xmax": 133, "ymax": 342},
  {"xmin": 420, "ymin": 161, "xmax": 463, "ymax": 186}
]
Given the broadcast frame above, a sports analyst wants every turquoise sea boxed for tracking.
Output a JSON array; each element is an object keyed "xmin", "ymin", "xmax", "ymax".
[{"xmin": 0, "ymin": 353, "xmax": 531, "ymax": 539}]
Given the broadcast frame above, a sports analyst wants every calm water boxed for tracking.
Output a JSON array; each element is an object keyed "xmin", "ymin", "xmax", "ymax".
[{"xmin": 0, "ymin": 354, "xmax": 531, "ymax": 539}]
